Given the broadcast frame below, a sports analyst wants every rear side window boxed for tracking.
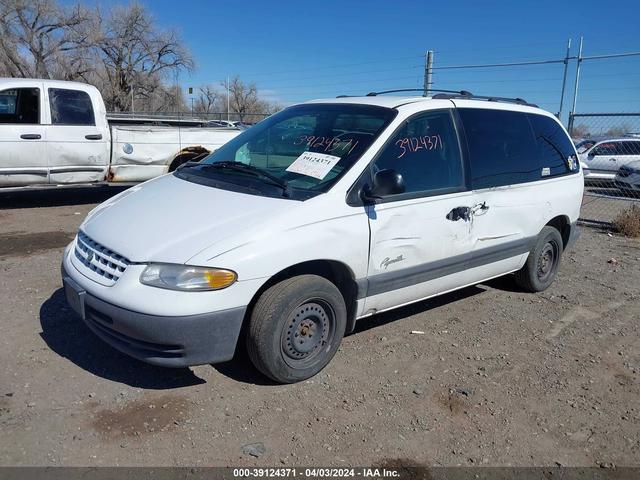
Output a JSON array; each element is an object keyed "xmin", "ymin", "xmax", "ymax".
[
  {"xmin": 371, "ymin": 109, "xmax": 464, "ymax": 195},
  {"xmin": 0, "ymin": 88, "xmax": 39, "ymax": 124},
  {"xmin": 49, "ymin": 88, "xmax": 95, "ymax": 125},
  {"xmin": 527, "ymin": 113, "xmax": 576, "ymax": 177},
  {"xmin": 459, "ymin": 108, "xmax": 539, "ymax": 189},
  {"xmin": 592, "ymin": 142, "xmax": 620, "ymax": 156}
]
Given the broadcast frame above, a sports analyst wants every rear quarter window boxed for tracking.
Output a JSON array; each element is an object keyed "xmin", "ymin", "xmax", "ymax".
[
  {"xmin": 527, "ymin": 113, "xmax": 576, "ymax": 177},
  {"xmin": 619, "ymin": 141, "xmax": 640, "ymax": 155}
]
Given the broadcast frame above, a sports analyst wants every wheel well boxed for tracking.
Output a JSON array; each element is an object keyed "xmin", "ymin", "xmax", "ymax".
[
  {"xmin": 168, "ymin": 146, "xmax": 211, "ymax": 172},
  {"xmin": 546, "ymin": 215, "xmax": 571, "ymax": 248},
  {"xmin": 244, "ymin": 260, "xmax": 359, "ymax": 336}
]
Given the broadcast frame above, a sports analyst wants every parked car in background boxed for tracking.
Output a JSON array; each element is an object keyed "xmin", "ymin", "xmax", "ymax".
[
  {"xmin": 578, "ymin": 138, "xmax": 640, "ymax": 182},
  {"xmin": 207, "ymin": 120, "xmax": 239, "ymax": 128},
  {"xmin": 62, "ymin": 91, "xmax": 582, "ymax": 383},
  {"xmin": 614, "ymin": 160, "xmax": 640, "ymax": 197},
  {"xmin": 575, "ymin": 138, "xmax": 598, "ymax": 154},
  {"xmin": 0, "ymin": 78, "xmax": 242, "ymax": 188}
]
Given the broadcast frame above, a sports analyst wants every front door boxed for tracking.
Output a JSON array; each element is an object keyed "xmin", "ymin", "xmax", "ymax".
[
  {"xmin": 585, "ymin": 141, "xmax": 621, "ymax": 177},
  {"xmin": 0, "ymin": 84, "xmax": 48, "ymax": 187},
  {"xmin": 363, "ymin": 109, "xmax": 474, "ymax": 314},
  {"xmin": 45, "ymin": 87, "xmax": 110, "ymax": 184}
]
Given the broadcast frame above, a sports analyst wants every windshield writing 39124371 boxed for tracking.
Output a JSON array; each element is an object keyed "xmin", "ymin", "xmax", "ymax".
[{"xmin": 294, "ymin": 135, "xmax": 359, "ymax": 156}]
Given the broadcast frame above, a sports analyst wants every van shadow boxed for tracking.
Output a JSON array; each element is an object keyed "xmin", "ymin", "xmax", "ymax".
[
  {"xmin": 39, "ymin": 288, "xmax": 205, "ymax": 389},
  {"xmin": 41, "ymin": 280, "xmax": 518, "ymax": 388},
  {"xmin": 212, "ymin": 349, "xmax": 278, "ymax": 387},
  {"xmin": 353, "ymin": 284, "xmax": 486, "ymax": 334},
  {"xmin": 213, "ymin": 284, "xmax": 490, "ymax": 386},
  {"xmin": 0, "ymin": 185, "xmax": 131, "ymax": 210}
]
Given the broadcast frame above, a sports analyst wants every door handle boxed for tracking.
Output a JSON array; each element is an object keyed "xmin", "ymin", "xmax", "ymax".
[
  {"xmin": 446, "ymin": 206, "xmax": 471, "ymax": 222},
  {"xmin": 20, "ymin": 134, "xmax": 41, "ymax": 140},
  {"xmin": 85, "ymin": 134, "xmax": 102, "ymax": 140},
  {"xmin": 609, "ymin": 158, "xmax": 617, "ymax": 162},
  {"xmin": 471, "ymin": 201, "xmax": 490, "ymax": 216}
]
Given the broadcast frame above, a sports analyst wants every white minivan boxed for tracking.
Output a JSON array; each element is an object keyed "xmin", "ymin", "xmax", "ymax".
[{"xmin": 61, "ymin": 91, "xmax": 583, "ymax": 383}]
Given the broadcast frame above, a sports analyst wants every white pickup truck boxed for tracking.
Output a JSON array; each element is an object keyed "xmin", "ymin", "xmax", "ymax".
[{"xmin": 0, "ymin": 78, "xmax": 242, "ymax": 188}]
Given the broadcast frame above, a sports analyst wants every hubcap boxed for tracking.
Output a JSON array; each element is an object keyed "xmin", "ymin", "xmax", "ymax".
[
  {"xmin": 537, "ymin": 242, "xmax": 558, "ymax": 282},
  {"xmin": 282, "ymin": 301, "xmax": 333, "ymax": 366}
]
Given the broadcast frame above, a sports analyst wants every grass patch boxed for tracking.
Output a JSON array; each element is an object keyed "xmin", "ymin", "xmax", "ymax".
[{"xmin": 613, "ymin": 204, "xmax": 640, "ymax": 237}]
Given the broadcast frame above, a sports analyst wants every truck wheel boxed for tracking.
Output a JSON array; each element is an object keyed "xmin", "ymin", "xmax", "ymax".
[
  {"xmin": 168, "ymin": 151, "xmax": 209, "ymax": 172},
  {"xmin": 514, "ymin": 226, "xmax": 564, "ymax": 292},
  {"xmin": 246, "ymin": 275, "xmax": 347, "ymax": 384}
]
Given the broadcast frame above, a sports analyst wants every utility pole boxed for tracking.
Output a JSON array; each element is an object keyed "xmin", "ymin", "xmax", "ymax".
[
  {"xmin": 226, "ymin": 75, "xmax": 230, "ymax": 123},
  {"xmin": 569, "ymin": 36, "xmax": 584, "ymax": 134},
  {"xmin": 424, "ymin": 50, "xmax": 434, "ymax": 96},
  {"xmin": 558, "ymin": 38, "xmax": 571, "ymax": 120}
]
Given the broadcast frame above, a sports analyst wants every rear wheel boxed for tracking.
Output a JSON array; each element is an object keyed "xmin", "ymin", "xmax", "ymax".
[
  {"xmin": 514, "ymin": 226, "xmax": 563, "ymax": 292},
  {"xmin": 246, "ymin": 275, "xmax": 347, "ymax": 383},
  {"xmin": 168, "ymin": 151, "xmax": 210, "ymax": 172}
]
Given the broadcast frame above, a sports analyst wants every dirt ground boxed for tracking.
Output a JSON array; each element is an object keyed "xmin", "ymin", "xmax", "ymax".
[{"xmin": 1, "ymin": 186, "xmax": 639, "ymax": 468}]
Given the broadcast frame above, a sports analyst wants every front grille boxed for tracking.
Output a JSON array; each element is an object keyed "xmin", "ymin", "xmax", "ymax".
[{"xmin": 74, "ymin": 231, "xmax": 130, "ymax": 286}]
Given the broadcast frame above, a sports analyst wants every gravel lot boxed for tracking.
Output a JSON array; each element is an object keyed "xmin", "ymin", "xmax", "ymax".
[{"xmin": 1, "ymin": 186, "xmax": 639, "ymax": 467}]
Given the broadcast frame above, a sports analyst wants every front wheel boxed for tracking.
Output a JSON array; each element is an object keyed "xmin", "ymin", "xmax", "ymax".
[
  {"xmin": 246, "ymin": 275, "xmax": 347, "ymax": 383},
  {"xmin": 514, "ymin": 226, "xmax": 564, "ymax": 292}
]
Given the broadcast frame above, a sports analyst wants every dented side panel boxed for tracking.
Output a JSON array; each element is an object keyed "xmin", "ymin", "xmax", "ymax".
[
  {"xmin": 364, "ymin": 191, "xmax": 475, "ymax": 313},
  {"xmin": 108, "ymin": 126, "xmax": 241, "ymax": 182}
]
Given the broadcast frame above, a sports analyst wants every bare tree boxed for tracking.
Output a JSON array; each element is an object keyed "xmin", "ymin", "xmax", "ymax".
[
  {"xmin": 93, "ymin": 3, "xmax": 194, "ymax": 112},
  {"xmin": 570, "ymin": 124, "xmax": 590, "ymax": 139},
  {"xmin": 0, "ymin": 0, "xmax": 277, "ymax": 118},
  {"xmin": 604, "ymin": 124, "xmax": 631, "ymax": 138},
  {"xmin": 0, "ymin": 0, "xmax": 91, "ymax": 78},
  {"xmin": 221, "ymin": 75, "xmax": 279, "ymax": 122},
  {"xmin": 194, "ymin": 85, "xmax": 221, "ymax": 113}
]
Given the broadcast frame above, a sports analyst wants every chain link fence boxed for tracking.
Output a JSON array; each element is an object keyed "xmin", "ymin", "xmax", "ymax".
[{"xmin": 568, "ymin": 113, "xmax": 640, "ymax": 226}]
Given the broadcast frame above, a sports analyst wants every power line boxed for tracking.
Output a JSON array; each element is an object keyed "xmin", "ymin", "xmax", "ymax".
[
  {"xmin": 432, "ymin": 58, "xmax": 569, "ymax": 70},
  {"xmin": 582, "ymin": 51, "xmax": 640, "ymax": 61}
]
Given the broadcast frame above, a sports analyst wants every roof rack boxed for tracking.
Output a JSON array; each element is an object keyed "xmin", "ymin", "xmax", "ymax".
[
  {"xmin": 364, "ymin": 88, "xmax": 472, "ymax": 97},
  {"xmin": 432, "ymin": 92, "xmax": 538, "ymax": 107},
  {"xmin": 337, "ymin": 88, "xmax": 538, "ymax": 108}
]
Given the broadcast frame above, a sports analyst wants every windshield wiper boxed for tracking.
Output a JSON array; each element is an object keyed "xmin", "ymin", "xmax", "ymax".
[
  {"xmin": 200, "ymin": 161, "xmax": 290, "ymax": 197},
  {"xmin": 539, "ymin": 135, "xmax": 569, "ymax": 161}
]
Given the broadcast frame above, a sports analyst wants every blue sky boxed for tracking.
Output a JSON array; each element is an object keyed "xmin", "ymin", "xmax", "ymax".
[{"xmin": 74, "ymin": 0, "xmax": 640, "ymax": 118}]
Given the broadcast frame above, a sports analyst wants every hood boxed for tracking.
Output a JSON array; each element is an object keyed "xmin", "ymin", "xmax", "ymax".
[{"xmin": 80, "ymin": 174, "xmax": 294, "ymax": 264}]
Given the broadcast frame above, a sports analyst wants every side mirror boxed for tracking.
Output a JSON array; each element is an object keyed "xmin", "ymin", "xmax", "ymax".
[
  {"xmin": 373, "ymin": 169, "xmax": 405, "ymax": 196},
  {"xmin": 360, "ymin": 169, "xmax": 405, "ymax": 203}
]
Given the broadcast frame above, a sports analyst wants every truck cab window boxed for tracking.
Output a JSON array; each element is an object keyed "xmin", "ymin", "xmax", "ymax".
[
  {"xmin": 0, "ymin": 88, "xmax": 40, "ymax": 124},
  {"xmin": 49, "ymin": 88, "xmax": 95, "ymax": 126}
]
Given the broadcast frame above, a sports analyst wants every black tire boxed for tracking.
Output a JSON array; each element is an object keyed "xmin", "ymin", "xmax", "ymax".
[
  {"xmin": 514, "ymin": 226, "xmax": 564, "ymax": 292},
  {"xmin": 168, "ymin": 152, "xmax": 208, "ymax": 172},
  {"xmin": 246, "ymin": 275, "xmax": 347, "ymax": 384}
]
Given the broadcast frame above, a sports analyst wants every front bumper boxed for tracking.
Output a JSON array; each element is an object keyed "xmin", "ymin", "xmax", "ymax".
[{"xmin": 62, "ymin": 263, "xmax": 246, "ymax": 367}]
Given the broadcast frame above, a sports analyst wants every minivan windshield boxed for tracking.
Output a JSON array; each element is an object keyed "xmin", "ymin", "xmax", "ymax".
[{"xmin": 175, "ymin": 103, "xmax": 397, "ymax": 200}]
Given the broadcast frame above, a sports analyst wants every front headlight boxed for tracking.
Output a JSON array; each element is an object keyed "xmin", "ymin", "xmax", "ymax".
[{"xmin": 140, "ymin": 264, "xmax": 237, "ymax": 291}]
